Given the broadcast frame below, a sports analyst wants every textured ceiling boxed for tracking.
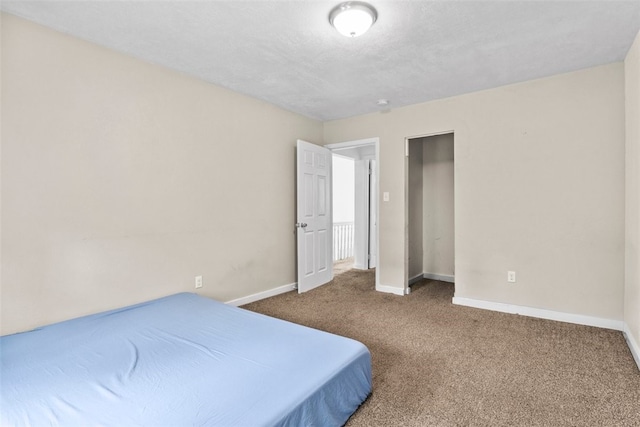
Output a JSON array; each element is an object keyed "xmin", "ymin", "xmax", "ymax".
[{"xmin": 2, "ymin": 1, "xmax": 640, "ymax": 121}]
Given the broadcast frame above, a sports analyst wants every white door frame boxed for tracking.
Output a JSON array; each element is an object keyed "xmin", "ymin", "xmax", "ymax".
[
  {"xmin": 325, "ymin": 138, "xmax": 380, "ymax": 290},
  {"xmin": 368, "ymin": 159, "xmax": 377, "ymax": 268}
]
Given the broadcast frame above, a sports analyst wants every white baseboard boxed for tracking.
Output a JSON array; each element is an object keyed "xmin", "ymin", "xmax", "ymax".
[
  {"xmin": 376, "ymin": 284, "xmax": 406, "ymax": 296},
  {"xmin": 225, "ymin": 283, "xmax": 297, "ymax": 307},
  {"xmin": 408, "ymin": 274, "xmax": 423, "ymax": 286},
  {"xmin": 452, "ymin": 297, "xmax": 624, "ymax": 331},
  {"xmin": 623, "ymin": 323, "xmax": 640, "ymax": 371},
  {"xmin": 408, "ymin": 273, "xmax": 455, "ymax": 286},
  {"xmin": 423, "ymin": 273, "xmax": 455, "ymax": 283}
]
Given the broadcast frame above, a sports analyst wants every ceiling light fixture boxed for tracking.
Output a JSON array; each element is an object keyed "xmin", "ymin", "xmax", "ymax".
[{"xmin": 329, "ymin": 2, "xmax": 377, "ymax": 38}]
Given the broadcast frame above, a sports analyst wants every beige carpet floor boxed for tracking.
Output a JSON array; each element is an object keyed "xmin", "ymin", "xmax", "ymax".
[
  {"xmin": 333, "ymin": 257, "xmax": 355, "ymax": 275},
  {"xmin": 244, "ymin": 269, "xmax": 640, "ymax": 426}
]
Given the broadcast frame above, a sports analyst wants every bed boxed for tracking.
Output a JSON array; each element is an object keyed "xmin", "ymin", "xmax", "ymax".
[{"xmin": 1, "ymin": 292, "xmax": 372, "ymax": 426}]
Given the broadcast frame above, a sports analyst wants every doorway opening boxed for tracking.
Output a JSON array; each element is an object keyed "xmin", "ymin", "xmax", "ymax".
[
  {"xmin": 327, "ymin": 138, "xmax": 379, "ymax": 288},
  {"xmin": 406, "ymin": 132, "xmax": 455, "ymax": 292},
  {"xmin": 332, "ymin": 153, "xmax": 355, "ymax": 274}
]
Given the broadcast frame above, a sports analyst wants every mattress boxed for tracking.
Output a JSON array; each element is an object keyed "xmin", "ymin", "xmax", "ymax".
[{"xmin": 1, "ymin": 293, "xmax": 372, "ymax": 426}]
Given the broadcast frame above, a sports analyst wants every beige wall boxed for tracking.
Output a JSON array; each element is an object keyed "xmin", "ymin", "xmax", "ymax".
[
  {"xmin": 407, "ymin": 140, "xmax": 423, "ymax": 279},
  {"xmin": 625, "ymin": 30, "xmax": 640, "ymax": 356},
  {"xmin": 1, "ymin": 14, "xmax": 322, "ymax": 335},
  {"xmin": 423, "ymin": 134, "xmax": 455, "ymax": 278},
  {"xmin": 1, "ymin": 12, "xmax": 632, "ymax": 337},
  {"xmin": 325, "ymin": 63, "xmax": 625, "ymax": 320}
]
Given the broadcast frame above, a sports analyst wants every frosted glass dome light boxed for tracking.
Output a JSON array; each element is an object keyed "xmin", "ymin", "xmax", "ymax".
[{"xmin": 329, "ymin": 2, "xmax": 377, "ymax": 38}]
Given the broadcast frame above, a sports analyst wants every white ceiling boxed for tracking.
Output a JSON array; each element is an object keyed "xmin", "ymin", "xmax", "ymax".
[{"xmin": 3, "ymin": 1, "xmax": 640, "ymax": 121}]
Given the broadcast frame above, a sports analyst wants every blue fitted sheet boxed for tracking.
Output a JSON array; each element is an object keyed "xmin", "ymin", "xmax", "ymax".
[{"xmin": 1, "ymin": 293, "xmax": 371, "ymax": 426}]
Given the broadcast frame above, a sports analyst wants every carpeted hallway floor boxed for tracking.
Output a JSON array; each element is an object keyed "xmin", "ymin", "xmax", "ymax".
[{"xmin": 244, "ymin": 269, "xmax": 640, "ymax": 426}]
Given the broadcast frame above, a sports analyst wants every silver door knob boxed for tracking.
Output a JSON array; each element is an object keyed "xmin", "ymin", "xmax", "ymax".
[{"xmin": 296, "ymin": 222, "xmax": 308, "ymax": 228}]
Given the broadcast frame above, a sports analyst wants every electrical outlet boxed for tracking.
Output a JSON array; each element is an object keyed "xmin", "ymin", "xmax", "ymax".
[
  {"xmin": 507, "ymin": 271, "xmax": 516, "ymax": 283},
  {"xmin": 195, "ymin": 275, "xmax": 203, "ymax": 289}
]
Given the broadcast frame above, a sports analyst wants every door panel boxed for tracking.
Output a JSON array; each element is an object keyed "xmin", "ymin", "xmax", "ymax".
[
  {"xmin": 318, "ymin": 229, "xmax": 328, "ymax": 271},
  {"xmin": 304, "ymin": 232, "xmax": 315, "ymax": 275},
  {"xmin": 304, "ymin": 174, "xmax": 314, "ymax": 216},
  {"xmin": 318, "ymin": 176, "xmax": 327, "ymax": 215}
]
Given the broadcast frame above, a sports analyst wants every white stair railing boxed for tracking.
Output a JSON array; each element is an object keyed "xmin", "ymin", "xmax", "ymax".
[{"xmin": 333, "ymin": 222, "xmax": 354, "ymax": 261}]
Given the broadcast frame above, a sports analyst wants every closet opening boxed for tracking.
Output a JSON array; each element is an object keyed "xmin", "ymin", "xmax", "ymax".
[{"xmin": 406, "ymin": 132, "xmax": 455, "ymax": 292}]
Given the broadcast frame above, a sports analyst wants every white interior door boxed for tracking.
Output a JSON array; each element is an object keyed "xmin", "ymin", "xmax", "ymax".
[{"xmin": 296, "ymin": 140, "xmax": 333, "ymax": 293}]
